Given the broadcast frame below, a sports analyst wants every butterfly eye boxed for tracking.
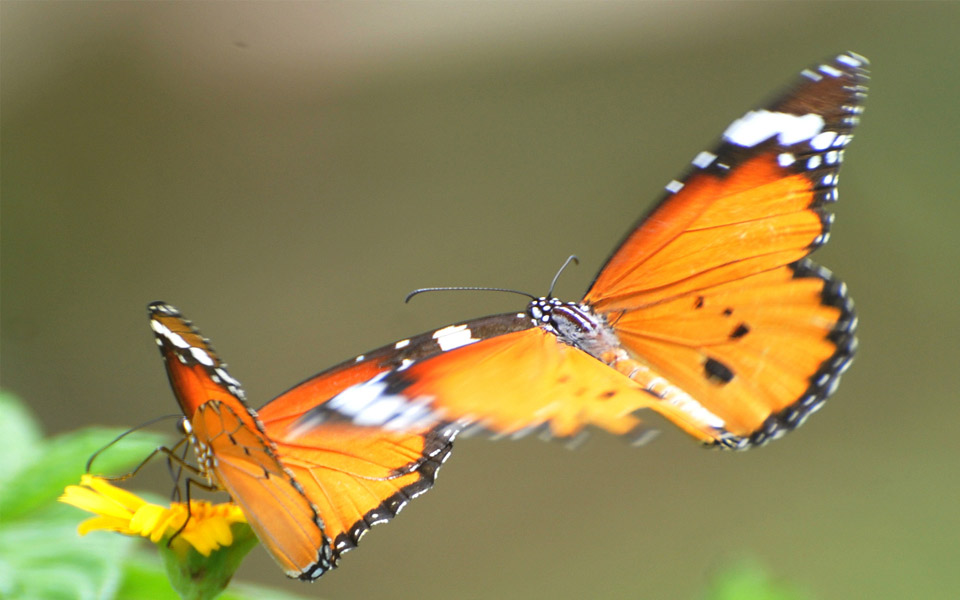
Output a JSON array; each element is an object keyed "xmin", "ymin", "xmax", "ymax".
[{"xmin": 177, "ymin": 418, "xmax": 192, "ymax": 436}]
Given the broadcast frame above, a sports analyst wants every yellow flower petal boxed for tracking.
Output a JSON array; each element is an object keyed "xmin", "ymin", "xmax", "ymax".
[
  {"xmin": 60, "ymin": 485, "xmax": 134, "ymax": 519},
  {"xmin": 60, "ymin": 476, "xmax": 249, "ymax": 557},
  {"xmin": 205, "ymin": 514, "xmax": 233, "ymax": 545},
  {"xmin": 77, "ymin": 515, "xmax": 135, "ymax": 536},
  {"xmin": 133, "ymin": 504, "xmax": 171, "ymax": 541},
  {"xmin": 182, "ymin": 531, "xmax": 215, "ymax": 556},
  {"xmin": 80, "ymin": 474, "xmax": 147, "ymax": 511}
]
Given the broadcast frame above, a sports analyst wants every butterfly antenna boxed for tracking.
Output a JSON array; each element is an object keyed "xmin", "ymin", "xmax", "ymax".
[
  {"xmin": 547, "ymin": 255, "xmax": 579, "ymax": 297},
  {"xmin": 405, "ymin": 286, "xmax": 535, "ymax": 304},
  {"xmin": 85, "ymin": 413, "xmax": 181, "ymax": 473}
]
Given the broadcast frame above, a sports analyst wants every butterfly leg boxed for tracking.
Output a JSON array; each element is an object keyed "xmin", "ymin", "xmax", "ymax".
[{"xmin": 165, "ymin": 475, "xmax": 222, "ymax": 546}]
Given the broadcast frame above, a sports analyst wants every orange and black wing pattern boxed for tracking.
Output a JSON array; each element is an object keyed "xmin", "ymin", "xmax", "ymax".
[
  {"xmin": 582, "ymin": 52, "xmax": 866, "ymax": 446},
  {"xmin": 258, "ymin": 382, "xmax": 453, "ymax": 559},
  {"xmin": 293, "ymin": 53, "xmax": 866, "ymax": 449},
  {"xmin": 288, "ymin": 312, "xmax": 722, "ymax": 443},
  {"xmin": 148, "ymin": 302, "xmax": 452, "ymax": 580}
]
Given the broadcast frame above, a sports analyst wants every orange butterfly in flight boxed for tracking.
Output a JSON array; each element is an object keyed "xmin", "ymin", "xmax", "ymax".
[
  {"xmin": 148, "ymin": 52, "xmax": 866, "ymax": 581},
  {"xmin": 294, "ymin": 52, "xmax": 866, "ymax": 447}
]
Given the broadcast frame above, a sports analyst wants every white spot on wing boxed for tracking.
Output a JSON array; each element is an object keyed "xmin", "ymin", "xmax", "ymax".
[
  {"xmin": 836, "ymin": 53, "xmax": 862, "ymax": 68},
  {"xmin": 810, "ymin": 131, "xmax": 838, "ymax": 151},
  {"xmin": 394, "ymin": 339, "xmax": 410, "ymax": 349},
  {"xmin": 215, "ymin": 367, "xmax": 240, "ymax": 386},
  {"xmin": 320, "ymin": 371, "xmax": 443, "ymax": 432},
  {"xmin": 723, "ymin": 110, "xmax": 825, "ymax": 148},
  {"xmin": 190, "ymin": 346, "xmax": 215, "ymax": 366},
  {"xmin": 665, "ymin": 179, "xmax": 684, "ymax": 193},
  {"xmin": 167, "ymin": 332, "xmax": 190, "ymax": 349},
  {"xmin": 328, "ymin": 373, "xmax": 389, "ymax": 415},
  {"xmin": 692, "ymin": 151, "xmax": 717, "ymax": 169},
  {"xmin": 818, "ymin": 63, "xmax": 843, "ymax": 77},
  {"xmin": 354, "ymin": 396, "xmax": 409, "ymax": 427},
  {"xmin": 433, "ymin": 324, "xmax": 466, "ymax": 338},
  {"xmin": 384, "ymin": 398, "xmax": 436, "ymax": 431},
  {"xmin": 433, "ymin": 324, "xmax": 478, "ymax": 352}
]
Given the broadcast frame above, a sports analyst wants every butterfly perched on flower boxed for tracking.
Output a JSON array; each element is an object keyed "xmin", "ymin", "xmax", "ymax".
[{"xmin": 145, "ymin": 52, "xmax": 866, "ymax": 581}]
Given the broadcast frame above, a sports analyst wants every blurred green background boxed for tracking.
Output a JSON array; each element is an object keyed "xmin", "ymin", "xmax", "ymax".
[{"xmin": 3, "ymin": 2, "xmax": 958, "ymax": 599}]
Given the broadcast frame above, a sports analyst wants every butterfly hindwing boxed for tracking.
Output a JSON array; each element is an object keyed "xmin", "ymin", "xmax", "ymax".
[
  {"xmin": 191, "ymin": 399, "xmax": 333, "ymax": 580},
  {"xmin": 257, "ymin": 412, "xmax": 454, "ymax": 557}
]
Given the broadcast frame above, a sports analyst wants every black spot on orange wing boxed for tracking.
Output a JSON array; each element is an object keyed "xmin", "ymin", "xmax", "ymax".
[
  {"xmin": 578, "ymin": 54, "xmax": 867, "ymax": 448},
  {"xmin": 704, "ymin": 357, "xmax": 736, "ymax": 384},
  {"xmin": 735, "ymin": 257, "xmax": 858, "ymax": 446}
]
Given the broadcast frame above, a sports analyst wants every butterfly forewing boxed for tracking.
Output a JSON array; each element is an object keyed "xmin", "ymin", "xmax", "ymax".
[
  {"xmin": 150, "ymin": 304, "xmax": 250, "ymax": 418},
  {"xmin": 586, "ymin": 52, "xmax": 866, "ymax": 307}
]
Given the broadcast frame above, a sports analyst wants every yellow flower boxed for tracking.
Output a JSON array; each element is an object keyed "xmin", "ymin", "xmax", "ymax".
[{"xmin": 59, "ymin": 474, "xmax": 246, "ymax": 556}]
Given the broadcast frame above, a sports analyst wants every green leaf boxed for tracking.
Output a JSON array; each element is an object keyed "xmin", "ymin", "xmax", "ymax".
[
  {"xmin": 0, "ymin": 506, "xmax": 135, "ymax": 600},
  {"xmin": 0, "ymin": 391, "xmax": 43, "ymax": 485},
  {"xmin": 704, "ymin": 560, "xmax": 812, "ymax": 600},
  {"xmin": 0, "ymin": 427, "xmax": 168, "ymax": 520}
]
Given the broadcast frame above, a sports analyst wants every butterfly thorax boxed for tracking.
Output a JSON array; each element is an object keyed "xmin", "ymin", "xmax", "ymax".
[{"xmin": 528, "ymin": 297, "xmax": 626, "ymax": 365}]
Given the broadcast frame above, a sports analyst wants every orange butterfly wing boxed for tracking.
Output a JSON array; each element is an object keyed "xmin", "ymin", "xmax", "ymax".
[
  {"xmin": 149, "ymin": 303, "xmax": 452, "ymax": 580},
  {"xmin": 190, "ymin": 400, "xmax": 333, "ymax": 579},
  {"xmin": 581, "ymin": 53, "xmax": 866, "ymax": 445},
  {"xmin": 150, "ymin": 305, "xmax": 249, "ymax": 417},
  {"xmin": 293, "ymin": 53, "xmax": 866, "ymax": 449},
  {"xmin": 257, "ymin": 393, "xmax": 453, "ymax": 558},
  {"xmin": 292, "ymin": 313, "xmax": 732, "ymax": 445}
]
